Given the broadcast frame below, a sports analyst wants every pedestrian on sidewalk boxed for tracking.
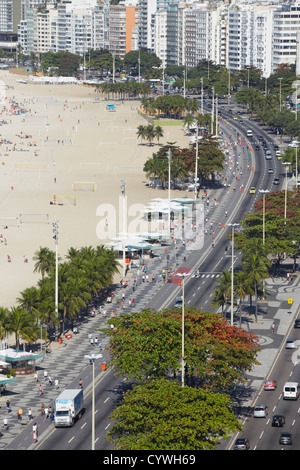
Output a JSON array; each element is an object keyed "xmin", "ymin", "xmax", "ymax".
[
  {"xmin": 38, "ymin": 384, "xmax": 43, "ymax": 396},
  {"xmin": 272, "ymin": 322, "xmax": 276, "ymax": 333},
  {"xmin": 32, "ymin": 423, "xmax": 38, "ymax": 436},
  {"xmin": 28, "ymin": 408, "xmax": 33, "ymax": 420},
  {"xmin": 55, "ymin": 379, "xmax": 59, "ymax": 389},
  {"xmin": 3, "ymin": 417, "xmax": 8, "ymax": 430}
]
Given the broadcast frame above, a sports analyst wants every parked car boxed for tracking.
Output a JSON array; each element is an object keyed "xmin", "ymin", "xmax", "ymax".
[
  {"xmin": 174, "ymin": 297, "xmax": 183, "ymax": 308},
  {"xmin": 234, "ymin": 438, "xmax": 250, "ymax": 450},
  {"xmin": 272, "ymin": 415, "xmax": 285, "ymax": 427},
  {"xmin": 253, "ymin": 404, "xmax": 268, "ymax": 418},
  {"xmin": 279, "ymin": 432, "xmax": 292, "ymax": 445},
  {"xmin": 294, "ymin": 319, "xmax": 300, "ymax": 328},
  {"xmin": 285, "ymin": 338, "xmax": 296, "ymax": 349},
  {"xmin": 264, "ymin": 380, "xmax": 277, "ymax": 391}
]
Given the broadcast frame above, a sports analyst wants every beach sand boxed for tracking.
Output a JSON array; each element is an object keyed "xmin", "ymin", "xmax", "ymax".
[{"xmin": 0, "ymin": 71, "xmax": 190, "ymax": 308}]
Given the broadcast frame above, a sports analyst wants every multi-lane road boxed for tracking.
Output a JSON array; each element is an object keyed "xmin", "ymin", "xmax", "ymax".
[{"xmin": 5, "ymin": 103, "xmax": 294, "ymax": 451}]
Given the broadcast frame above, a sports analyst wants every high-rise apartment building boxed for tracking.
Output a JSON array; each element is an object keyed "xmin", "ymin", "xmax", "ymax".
[{"xmin": 108, "ymin": 3, "xmax": 140, "ymax": 58}]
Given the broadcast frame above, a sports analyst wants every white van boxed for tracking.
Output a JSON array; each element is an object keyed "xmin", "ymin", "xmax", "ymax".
[
  {"xmin": 247, "ymin": 130, "xmax": 253, "ymax": 137},
  {"xmin": 283, "ymin": 382, "xmax": 299, "ymax": 400}
]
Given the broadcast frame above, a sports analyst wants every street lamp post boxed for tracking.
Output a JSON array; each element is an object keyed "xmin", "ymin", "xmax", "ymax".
[
  {"xmin": 84, "ymin": 353, "xmax": 102, "ymax": 450},
  {"xmin": 194, "ymin": 127, "xmax": 199, "ymax": 200},
  {"xmin": 52, "ymin": 220, "xmax": 59, "ymax": 327},
  {"xmin": 282, "ymin": 162, "xmax": 290, "ymax": 224},
  {"xmin": 174, "ymin": 272, "xmax": 190, "ymax": 387},
  {"xmin": 120, "ymin": 180, "xmax": 126, "ymax": 276},
  {"xmin": 228, "ymin": 223, "xmax": 239, "ymax": 326},
  {"xmin": 259, "ymin": 190, "xmax": 270, "ymax": 245},
  {"xmin": 167, "ymin": 149, "xmax": 172, "ymax": 237},
  {"xmin": 279, "ymin": 77, "xmax": 283, "ymax": 112}
]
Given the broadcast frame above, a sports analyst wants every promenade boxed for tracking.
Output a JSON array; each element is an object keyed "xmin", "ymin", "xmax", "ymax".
[{"xmin": 0, "ymin": 120, "xmax": 299, "ymax": 450}]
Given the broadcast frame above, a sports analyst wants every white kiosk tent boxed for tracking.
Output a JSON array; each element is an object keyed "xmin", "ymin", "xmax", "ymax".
[{"xmin": 0, "ymin": 349, "xmax": 43, "ymax": 375}]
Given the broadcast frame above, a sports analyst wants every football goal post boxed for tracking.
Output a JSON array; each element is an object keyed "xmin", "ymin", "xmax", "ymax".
[
  {"xmin": 0, "ymin": 217, "xmax": 19, "ymax": 227},
  {"xmin": 53, "ymin": 195, "xmax": 76, "ymax": 206},
  {"xmin": 19, "ymin": 213, "xmax": 49, "ymax": 224},
  {"xmin": 72, "ymin": 182, "xmax": 96, "ymax": 192}
]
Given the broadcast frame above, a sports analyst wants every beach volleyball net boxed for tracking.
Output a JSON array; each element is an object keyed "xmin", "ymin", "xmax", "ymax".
[
  {"xmin": 19, "ymin": 213, "xmax": 49, "ymax": 224},
  {"xmin": 72, "ymin": 182, "xmax": 96, "ymax": 192},
  {"xmin": 53, "ymin": 195, "xmax": 76, "ymax": 206},
  {"xmin": 0, "ymin": 216, "xmax": 19, "ymax": 227}
]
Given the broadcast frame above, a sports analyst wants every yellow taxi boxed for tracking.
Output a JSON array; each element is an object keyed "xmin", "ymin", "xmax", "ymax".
[{"xmin": 250, "ymin": 187, "xmax": 256, "ymax": 194}]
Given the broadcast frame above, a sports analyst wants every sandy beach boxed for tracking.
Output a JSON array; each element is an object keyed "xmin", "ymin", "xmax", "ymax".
[{"xmin": 0, "ymin": 71, "xmax": 190, "ymax": 308}]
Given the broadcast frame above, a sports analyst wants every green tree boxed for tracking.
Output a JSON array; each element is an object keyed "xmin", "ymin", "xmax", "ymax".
[
  {"xmin": 58, "ymin": 52, "xmax": 81, "ymax": 77},
  {"xmin": 106, "ymin": 378, "xmax": 241, "ymax": 450},
  {"xmin": 101, "ymin": 307, "xmax": 260, "ymax": 391},
  {"xmin": 242, "ymin": 254, "xmax": 270, "ymax": 322},
  {"xmin": 211, "ymin": 270, "xmax": 231, "ymax": 318},
  {"xmin": 5, "ymin": 306, "xmax": 39, "ymax": 349},
  {"xmin": 33, "ymin": 247, "xmax": 56, "ymax": 278}
]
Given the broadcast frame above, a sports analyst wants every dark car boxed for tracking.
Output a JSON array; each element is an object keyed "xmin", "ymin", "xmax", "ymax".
[
  {"xmin": 273, "ymin": 178, "xmax": 280, "ymax": 185},
  {"xmin": 279, "ymin": 432, "xmax": 292, "ymax": 445},
  {"xmin": 234, "ymin": 438, "xmax": 250, "ymax": 450},
  {"xmin": 294, "ymin": 319, "xmax": 300, "ymax": 328},
  {"xmin": 272, "ymin": 415, "xmax": 285, "ymax": 427},
  {"xmin": 255, "ymin": 145, "xmax": 260, "ymax": 151}
]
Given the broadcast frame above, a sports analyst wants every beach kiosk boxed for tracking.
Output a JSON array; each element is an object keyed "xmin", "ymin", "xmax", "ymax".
[
  {"xmin": 0, "ymin": 349, "xmax": 43, "ymax": 375},
  {"xmin": 106, "ymin": 104, "xmax": 116, "ymax": 112}
]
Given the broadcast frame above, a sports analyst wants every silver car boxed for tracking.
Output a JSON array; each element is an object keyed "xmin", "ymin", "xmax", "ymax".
[{"xmin": 253, "ymin": 404, "xmax": 268, "ymax": 418}]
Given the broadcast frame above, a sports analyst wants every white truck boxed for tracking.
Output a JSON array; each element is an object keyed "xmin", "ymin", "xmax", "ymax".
[{"xmin": 54, "ymin": 389, "xmax": 84, "ymax": 427}]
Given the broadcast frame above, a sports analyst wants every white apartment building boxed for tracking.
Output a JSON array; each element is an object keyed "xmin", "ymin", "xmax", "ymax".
[
  {"xmin": 272, "ymin": 2, "xmax": 300, "ymax": 72},
  {"xmin": 19, "ymin": 0, "xmax": 109, "ymax": 56}
]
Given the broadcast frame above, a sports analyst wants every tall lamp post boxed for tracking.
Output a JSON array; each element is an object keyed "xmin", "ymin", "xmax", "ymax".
[
  {"xmin": 259, "ymin": 190, "xmax": 269, "ymax": 296},
  {"xmin": 282, "ymin": 162, "xmax": 290, "ymax": 224},
  {"xmin": 194, "ymin": 126, "xmax": 199, "ymax": 200},
  {"xmin": 120, "ymin": 180, "xmax": 126, "ymax": 276},
  {"xmin": 174, "ymin": 272, "xmax": 189, "ymax": 387},
  {"xmin": 279, "ymin": 77, "xmax": 283, "ymax": 112},
  {"xmin": 259, "ymin": 190, "xmax": 270, "ymax": 245},
  {"xmin": 228, "ymin": 223, "xmax": 239, "ymax": 326},
  {"xmin": 167, "ymin": 148, "xmax": 172, "ymax": 238},
  {"xmin": 84, "ymin": 353, "xmax": 102, "ymax": 450},
  {"xmin": 52, "ymin": 220, "xmax": 59, "ymax": 329}
]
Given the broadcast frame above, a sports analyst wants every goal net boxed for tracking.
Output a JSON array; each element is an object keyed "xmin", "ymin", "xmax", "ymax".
[
  {"xmin": 0, "ymin": 216, "xmax": 19, "ymax": 227},
  {"xmin": 19, "ymin": 213, "xmax": 49, "ymax": 224},
  {"xmin": 53, "ymin": 195, "xmax": 76, "ymax": 206},
  {"xmin": 72, "ymin": 182, "xmax": 96, "ymax": 192}
]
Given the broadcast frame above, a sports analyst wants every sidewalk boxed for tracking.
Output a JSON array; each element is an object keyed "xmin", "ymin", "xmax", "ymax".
[{"xmin": 1, "ymin": 124, "xmax": 295, "ymax": 449}]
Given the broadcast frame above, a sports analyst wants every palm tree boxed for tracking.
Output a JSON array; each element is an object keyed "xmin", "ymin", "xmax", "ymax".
[
  {"xmin": 234, "ymin": 271, "xmax": 254, "ymax": 327},
  {"xmin": 211, "ymin": 270, "xmax": 231, "ymax": 318},
  {"xmin": 242, "ymin": 254, "xmax": 270, "ymax": 322},
  {"xmin": 6, "ymin": 306, "xmax": 39, "ymax": 349},
  {"xmin": 0, "ymin": 306, "xmax": 9, "ymax": 348},
  {"xmin": 154, "ymin": 125, "xmax": 164, "ymax": 144},
  {"xmin": 33, "ymin": 247, "xmax": 56, "ymax": 278},
  {"xmin": 145, "ymin": 124, "xmax": 156, "ymax": 146},
  {"xmin": 136, "ymin": 124, "xmax": 147, "ymax": 144},
  {"xmin": 183, "ymin": 113, "xmax": 195, "ymax": 133}
]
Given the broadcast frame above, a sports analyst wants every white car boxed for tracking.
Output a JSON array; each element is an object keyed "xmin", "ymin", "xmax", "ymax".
[
  {"xmin": 285, "ymin": 339, "xmax": 296, "ymax": 349},
  {"xmin": 253, "ymin": 404, "xmax": 268, "ymax": 418}
]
